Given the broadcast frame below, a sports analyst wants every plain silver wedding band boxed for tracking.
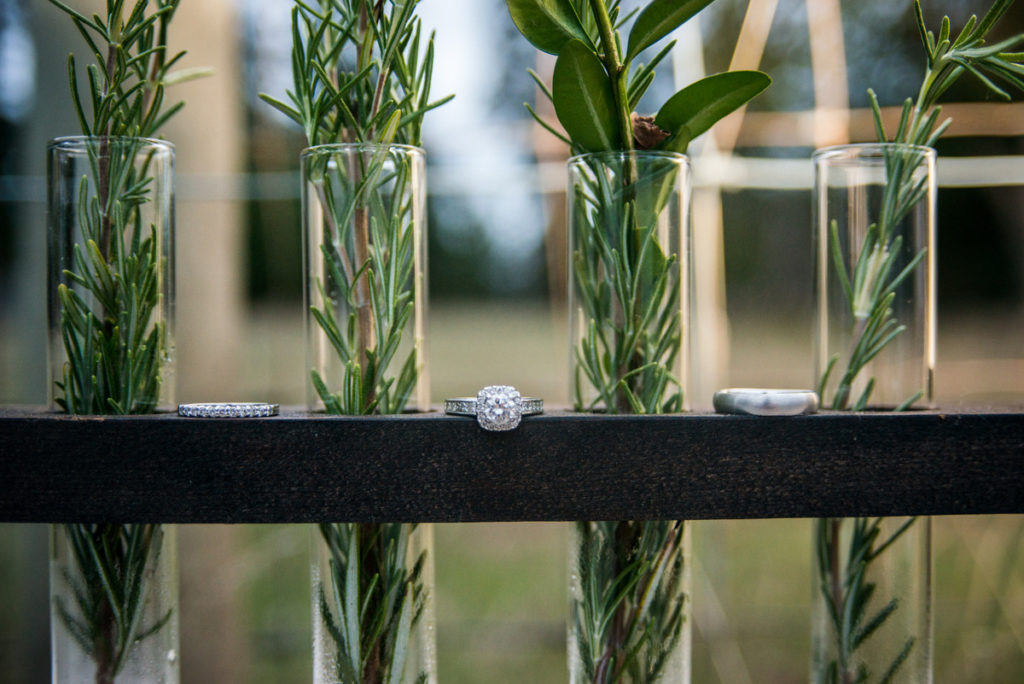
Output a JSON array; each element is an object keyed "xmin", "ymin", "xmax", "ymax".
[{"xmin": 713, "ymin": 389, "xmax": 818, "ymax": 416}]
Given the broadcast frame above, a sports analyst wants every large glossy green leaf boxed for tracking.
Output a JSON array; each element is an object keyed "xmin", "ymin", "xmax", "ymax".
[
  {"xmin": 553, "ymin": 40, "xmax": 619, "ymax": 151},
  {"xmin": 654, "ymin": 70, "xmax": 771, "ymax": 149},
  {"xmin": 507, "ymin": 0, "xmax": 588, "ymax": 55},
  {"xmin": 626, "ymin": 0, "xmax": 715, "ymax": 61}
]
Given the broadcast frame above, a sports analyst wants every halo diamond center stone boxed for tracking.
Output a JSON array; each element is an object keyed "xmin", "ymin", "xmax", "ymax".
[{"xmin": 476, "ymin": 385, "xmax": 522, "ymax": 431}]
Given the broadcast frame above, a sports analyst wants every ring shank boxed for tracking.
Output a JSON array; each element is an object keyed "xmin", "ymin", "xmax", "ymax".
[{"xmin": 444, "ymin": 398, "xmax": 478, "ymax": 416}]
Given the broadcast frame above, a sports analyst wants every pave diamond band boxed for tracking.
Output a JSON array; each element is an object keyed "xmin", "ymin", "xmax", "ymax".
[
  {"xmin": 444, "ymin": 385, "xmax": 543, "ymax": 431},
  {"xmin": 444, "ymin": 398, "xmax": 544, "ymax": 416},
  {"xmin": 178, "ymin": 402, "xmax": 280, "ymax": 418}
]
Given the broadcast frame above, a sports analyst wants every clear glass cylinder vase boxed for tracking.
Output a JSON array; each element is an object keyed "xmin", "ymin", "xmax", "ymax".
[
  {"xmin": 566, "ymin": 151, "xmax": 693, "ymax": 684},
  {"xmin": 301, "ymin": 143, "xmax": 428, "ymax": 415},
  {"xmin": 813, "ymin": 143, "xmax": 936, "ymax": 411},
  {"xmin": 50, "ymin": 524, "xmax": 179, "ymax": 684},
  {"xmin": 811, "ymin": 517, "xmax": 932, "ymax": 683},
  {"xmin": 311, "ymin": 523, "xmax": 436, "ymax": 684},
  {"xmin": 567, "ymin": 151, "xmax": 691, "ymax": 414},
  {"xmin": 47, "ymin": 136, "xmax": 175, "ymax": 414},
  {"xmin": 812, "ymin": 143, "xmax": 934, "ymax": 683}
]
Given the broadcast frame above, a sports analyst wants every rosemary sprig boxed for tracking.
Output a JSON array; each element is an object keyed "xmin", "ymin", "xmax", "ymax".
[
  {"xmin": 260, "ymin": 0, "xmax": 450, "ymax": 415},
  {"xmin": 264, "ymin": 4, "xmax": 446, "ymax": 682},
  {"xmin": 820, "ymin": 0, "xmax": 1024, "ymax": 411},
  {"xmin": 53, "ymin": 142, "xmax": 166, "ymax": 415},
  {"xmin": 48, "ymin": 0, "xmax": 201, "ymax": 414},
  {"xmin": 573, "ymin": 521, "xmax": 687, "ymax": 684},
  {"xmin": 570, "ymin": 153, "xmax": 684, "ymax": 415},
  {"xmin": 46, "ymin": 2, "xmax": 201, "ymax": 680},
  {"xmin": 815, "ymin": 5, "xmax": 1023, "ymax": 681},
  {"xmin": 54, "ymin": 525, "xmax": 172, "ymax": 684},
  {"xmin": 814, "ymin": 518, "xmax": 917, "ymax": 684},
  {"xmin": 305, "ymin": 141, "xmax": 420, "ymax": 415},
  {"xmin": 318, "ymin": 523, "xmax": 427, "ymax": 684}
]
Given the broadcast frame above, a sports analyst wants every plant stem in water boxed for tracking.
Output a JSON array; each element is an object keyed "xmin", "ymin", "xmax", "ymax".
[
  {"xmin": 352, "ymin": 205, "xmax": 375, "ymax": 403},
  {"xmin": 359, "ymin": 523, "xmax": 384, "ymax": 684},
  {"xmin": 95, "ymin": 597, "xmax": 115, "ymax": 684},
  {"xmin": 827, "ymin": 518, "xmax": 855, "ymax": 684}
]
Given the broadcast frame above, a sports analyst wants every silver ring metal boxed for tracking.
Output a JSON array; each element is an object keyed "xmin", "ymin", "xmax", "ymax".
[
  {"xmin": 713, "ymin": 388, "xmax": 818, "ymax": 416},
  {"xmin": 444, "ymin": 385, "xmax": 543, "ymax": 431},
  {"xmin": 178, "ymin": 402, "xmax": 280, "ymax": 418}
]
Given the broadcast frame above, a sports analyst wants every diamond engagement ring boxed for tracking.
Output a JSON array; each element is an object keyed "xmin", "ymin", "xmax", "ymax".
[
  {"xmin": 178, "ymin": 402, "xmax": 280, "ymax": 418},
  {"xmin": 444, "ymin": 385, "xmax": 543, "ymax": 431}
]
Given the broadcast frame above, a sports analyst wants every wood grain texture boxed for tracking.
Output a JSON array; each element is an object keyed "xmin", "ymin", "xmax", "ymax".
[{"xmin": 0, "ymin": 408, "xmax": 1021, "ymax": 523}]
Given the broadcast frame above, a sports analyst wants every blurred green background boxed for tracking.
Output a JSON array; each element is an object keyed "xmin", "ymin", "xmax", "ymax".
[{"xmin": 2, "ymin": 0, "xmax": 1024, "ymax": 681}]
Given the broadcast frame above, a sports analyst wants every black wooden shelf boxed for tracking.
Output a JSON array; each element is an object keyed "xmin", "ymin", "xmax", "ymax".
[{"xmin": 0, "ymin": 407, "xmax": 1021, "ymax": 524}]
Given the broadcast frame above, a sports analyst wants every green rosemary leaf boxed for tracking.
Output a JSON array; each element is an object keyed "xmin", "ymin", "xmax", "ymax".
[
  {"xmin": 878, "ymin": 637, "xmax": 916, "ymax": 684},
  {"xmin": 938, "ymin": 15, "xmax": 952, "ymax": 49},
  {"xmin": 55, "ymin": 597, "xmax": 95, "ymax": 655},
  {"xmin": 910, "ymin": 106, "xmax": 941, "ymax": 145},
  {"xmin": 828, "ymin": 219, "xmax": 854, "ymax": 308},
  {"xmin": 617, "ymin": 379, "xmax": 646, "ymax": 413},
  {"xmin": 895, "ymin": 391, "xmax": 924, "ymax": 412},
  {"xmin": 398, "ymin": 93, "xmax": 455, "ymax": 130},
  {"xmin": 817, "ymin": 354, "xmax": 838, "ymax": 400},
  {"xmin": 951, "ymin": 56, "xmax": 1013, "ymax": 99},
  {"xmin": 65, "ymin": 57, "xmax": 94, "ymax": 136},
  {"xmin": 344, "ymin": 527, "xmax": 362, "ymax": 675},
  {"xmin": 864, "ymin": 89, "xmax": 888, "ymax": 141},
  {"xmin": 893, "ymin": 98, "xmax": 913, "ymax": 144},
  {"xmin": 627, "ymin": 70, "xmax": 656, "ymax": 112},
  {"xmin": 160, "ymin": 49, "xmax": 188, "ymax": 73},
  {"xmin": 973, "ymin": 0, "xmax": 1014, "ymax": 40},
  {"xmin": 870, "ymin": 517, "xmax": 916, "ymax": 561},
  {"xmin": 913, "ymin": 1, "xmax": 932, "ymax": 56},
  {"xmin": 882, "ymin": 246, "xmax": 927, "ymax": 301},
  {"xmin": 118, "ymin": 11, "xmax": 163, "ymax": 48},
  {"xmin": 527, "ymin": 67, "xmax": 555, "ymax": 103},
  {"xmin": 983, "ymin": 59, "xmax": 1024, "ymax": 92},
  {"xmin": 958, "ymin": 33, "xmax": 1023, "ymax": 60},
  {"xmin": 48, "ymin": 0, "xmax": 96, "ymax": 27},
  {"xmin": 863, "ymin": 324, "xmax": 908, "ymax": 369},
  {"xmin": 319, "ymin": 587, "xmax": 346, "ymax": 652},
  {"xmin": 627, "ymin": 39, "xmax": 675, "ymax": 109},
  {"xmin": 852, "ymin": 378, "xmax": 874, "ymax": 411},
  {"xmin": 386, "ymin": 591, "xmax": 413, "ymax": 684}
]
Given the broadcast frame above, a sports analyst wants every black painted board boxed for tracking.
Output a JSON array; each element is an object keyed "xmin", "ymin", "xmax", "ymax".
[{"xmin": 0, "ymin": 408, "xmax": 1021, "ymax": 523}]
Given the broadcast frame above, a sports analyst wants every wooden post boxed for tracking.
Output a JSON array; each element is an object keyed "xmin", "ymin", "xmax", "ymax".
[{"xmin": 158, "ymin": 2, "xmax": 247, "ymax": 682}]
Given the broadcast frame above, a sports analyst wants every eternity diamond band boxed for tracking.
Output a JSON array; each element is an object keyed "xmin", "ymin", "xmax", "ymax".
[
  {"xmin": 444, "ymin": 385, "xmax": 543, "ymax": 431},
  {"xmin": 178, "ymin": 402, "xmax": 280, "ymax": 418}
]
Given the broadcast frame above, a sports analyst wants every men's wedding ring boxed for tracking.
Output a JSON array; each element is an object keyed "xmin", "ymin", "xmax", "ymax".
[{"xmin": 712, "ymin": 389, "xmax": 818, "ymax": 417}]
